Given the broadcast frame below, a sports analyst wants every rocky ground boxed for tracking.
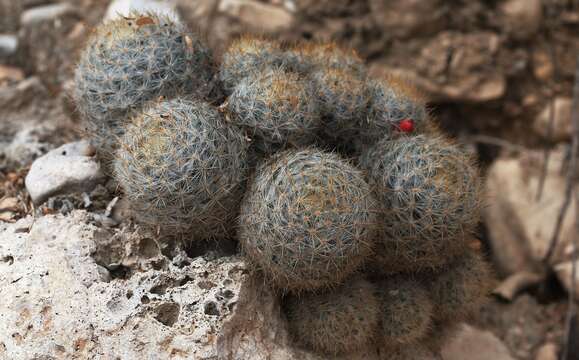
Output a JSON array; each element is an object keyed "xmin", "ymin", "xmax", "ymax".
[{"xmin": 1, "ymin": 0, "xmax": 578, "ymax": 359}]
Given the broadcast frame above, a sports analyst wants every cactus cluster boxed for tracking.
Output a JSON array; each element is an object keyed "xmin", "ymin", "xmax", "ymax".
[{"xmin": 73, "ymin": 13, "xmax": 492, "ymax": 359}]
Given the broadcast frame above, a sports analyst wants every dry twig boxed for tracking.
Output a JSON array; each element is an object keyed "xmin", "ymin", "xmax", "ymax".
[
  {"xmin": 469, "ymin": 135, "xmax": 527, "ymax": 153},
  {"xmin": 561, "ymin": 54, "xmax": 579, "ymax": 360}
]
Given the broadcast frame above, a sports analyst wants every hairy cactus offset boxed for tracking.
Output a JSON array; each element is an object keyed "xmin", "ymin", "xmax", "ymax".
[
  {"xmin": 113, "ymin": 98, "xmax": 249, "ymax": 238},
  {"xmin": 356, "ymin": 77, "xmax": 428, "ymax": 152},
  {"xmin": 74, "ymin": 13, "xmax": 215, "ymax": 162},
  {"xmin": 239, "ymin": 148, "xmax": 377, "ymax": 291},
  {"xmin": 380, "ymin": 344, "xmax": 437, "ymax": 360},
  {"xmin": 427, "ymin": 248, "xmax": 493, "ymax": 322},
  {"xmin": 359, "ymin": 134, "xmax": 482, "ymax": 274},
  {"xmin": 376, "ymin": 277, "xmax": 433, "ymax": 346},
  {"xmin": 291, "ymin": 41, "xmax": 366, "ymax": 77},
  {"xmin": 284, "ymin": 278, "xmax": 380, "ymax": 356},
  {"xmin": 219, "ymin": 35, "xmax": 296, "ymax": 94},
  {"xmin": 312, "ymin": 67, "xmax": 371, "ymax": 146},
  {"xmin": 225, "ymin": 68, "xmax": 321, "ymax": 155}
]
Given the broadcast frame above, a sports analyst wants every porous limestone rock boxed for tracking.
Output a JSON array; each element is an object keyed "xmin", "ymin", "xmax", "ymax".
[{"xmin": 0, "ymin": 212, "xmax": 246, "ymax": 359}]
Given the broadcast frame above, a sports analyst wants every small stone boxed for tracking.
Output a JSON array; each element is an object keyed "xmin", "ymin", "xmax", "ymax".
[
  {"xmin": 499, "ymin": 0, "xmax": 542, "ymax": 40},
  {"xmin": 533, "ymin": 97, "xmax": 573, "ymax": 142},
  {"xmin": 441, "ymin": 324, "xmax": 515, "ymax": 360},
  {"xmin": 0, "ymin": 34, "xmax": 18, "ymax": 58},
  {"xmin": 104, "ymin": 0, "xmax": 180, "ymax": 22},
  {"xmin": 533, "ymin": 49, "xmax": 554, "ymax": 81},
  {"xmin": 219, "ymin": 0, "xmax": 293, "ymax": 32},
  {"xmin": 369, "ymin": 0, "xmax": 446, "ymax": 39},
  {"xmin": 20, "ymin": 3, "xmax": 76, "ymax": 26},
  {"xmin": 25, "ymin": 141, "xmax": 105, "ymax": 205}
]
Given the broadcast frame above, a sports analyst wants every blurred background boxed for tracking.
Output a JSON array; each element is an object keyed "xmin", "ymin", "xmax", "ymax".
[{"xmin": 1, "ymin": 0, "xmax": 579, "ymax": 359}]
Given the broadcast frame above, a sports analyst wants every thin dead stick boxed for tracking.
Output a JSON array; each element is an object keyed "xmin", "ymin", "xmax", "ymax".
[
  {"xmin": 543, "ymin": 56, "xmax": 579, "ymax": 264},
  {"xmin": 469, "ymin": 135, "xmax": 527, "ymax": 153},
  {"xmin": 562, "ymin": 213, "xmax": 578, "ymax": 360},
  {"xmin": 560, "ymin": 54, "xmax": 579, "ymax": 360}
]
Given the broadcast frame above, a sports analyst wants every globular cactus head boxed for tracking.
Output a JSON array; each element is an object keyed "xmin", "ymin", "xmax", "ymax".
[
  {"xmin": 74, "ymin": 12, "xmax": 215, "ymax": 163},
  {"xmin": 113, "ymin": 98, "xmax": 249, "ymax": 239},
  {"xmin": 426, "ymin": 247, "xmax": 494, "ymax": 323},
  {"xmin": 284, "ymin": 278, "xmax": 380, "ymax": 356},
  {"xmin": 219, "ymin": 35, "xmax": 300, "ymax": 94},
  {"xmin": 359, "ymin": 134, "xmax": 483, "ymax": 274},
  {"xmin": 225, "ymin": 68, "xmax": 321, "ymax": 155},
  {"xmin": 238, "ymin": 148, "xmax": 378, "ymax": 292},
  {"xmin": 312, "ymin": 67, "xmax": 371, "ymax": 147},
  {"xmin": 356, "ymin": 77, "xmax": 427, "ymax": 152},
  {"xmin": 291, "ymin": 41, "xmax": 366, "ymax": 77},
  {"xmin": 376, "ymin": 277, "xmax": 433, "ymax": 346}
]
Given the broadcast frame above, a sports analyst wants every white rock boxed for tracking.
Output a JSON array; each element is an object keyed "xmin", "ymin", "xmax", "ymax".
[
  {"xmin": 219, "ymin": 0, "xmax": 294, "ymax": 32},
  {"xmin": 0, "ymin": 35, "xmax": 18, "ymax": 57},
  {"xmin": 20, "ymin": 3, "xmax": 77, "ymax": 26},
  {"xmin": 533, "ymin": 97, "xmax": 573, "ymax": 142},
  {"xmin": 105, "ymin": 0, "xmax": 180, "ymax": 22},
  {"xmin": 441, "ymin": 324, "xmax": 515, "ymax": 360},
  {"xmin": 25, "ymin": 140, "xmax": 105, "ymax": 205},
  {"xmin": 483, "ymin": 147, "xmax": 576, "ymax": 275}
]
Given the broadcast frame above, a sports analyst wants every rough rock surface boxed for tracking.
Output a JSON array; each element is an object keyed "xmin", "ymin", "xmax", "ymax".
[{"xmin": 25, "ymin": 141, "xmax": 105, "ymax": 205}]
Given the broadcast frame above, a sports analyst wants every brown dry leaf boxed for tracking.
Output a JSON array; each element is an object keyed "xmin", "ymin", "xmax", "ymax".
[
  {"xmin": 0, "ymin": 197, "xmax": 19, "ymax": 212},
  {"xmin": 0, "ymin": 212, "xmax": 15, "ymax": 222},
  {"xmin": 0, "ymin": 65, "xmax": 25, "ymax": 83},
  {"xmin": 136, "ymin": 17, "xmax": 155, "ymax": 26}
]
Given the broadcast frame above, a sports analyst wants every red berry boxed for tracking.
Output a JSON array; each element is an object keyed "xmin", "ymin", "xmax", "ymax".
[{"xmin": 399, "ymin": 119, "xmax": 414, "ymax": 133}]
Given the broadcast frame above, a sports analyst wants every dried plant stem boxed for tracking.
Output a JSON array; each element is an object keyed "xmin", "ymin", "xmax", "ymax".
[{"xmin": 560, "ymin": 54, "xmax": 579, "ymax": 360}]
